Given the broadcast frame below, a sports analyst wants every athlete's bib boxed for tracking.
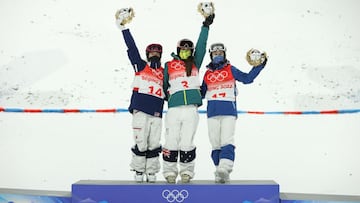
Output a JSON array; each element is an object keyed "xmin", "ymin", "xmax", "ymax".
[
  {"xmin": 204, "ymin": 64, "xmax": 236, "ymax": 101},
  {"xmin": 132, "ymin": 65, "xmax": 165, "ymax": 99},
  {"xmin": 167, "ymin": 60, "xmax": 200, "ymax": 95}
]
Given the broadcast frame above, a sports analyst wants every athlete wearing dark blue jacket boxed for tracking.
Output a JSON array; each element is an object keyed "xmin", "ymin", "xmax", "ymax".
[{"xmin": 116, "ymin": 11, "xmax": 164, "ymax": 183}]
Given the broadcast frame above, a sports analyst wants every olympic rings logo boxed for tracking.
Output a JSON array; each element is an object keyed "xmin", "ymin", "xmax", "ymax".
[
  {"xmin": 162, "ymin": 189, "xmax": 189, "ymax": 203},
  {"xmin": 169, "ymin": 61, "xmax": 185, "ymax": 70},
  {"xmin": 151, "ymin": 69, "xmax": 163, "ymax": 79},
  {"xmin": 206, "ymin": 70, "xmax": 228, "ymax": 82}
]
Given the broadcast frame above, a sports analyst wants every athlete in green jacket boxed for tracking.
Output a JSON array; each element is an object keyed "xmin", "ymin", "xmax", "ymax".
[{"xmin": 162, "ymin": 13, "xmax": 215, "ymax": 184}]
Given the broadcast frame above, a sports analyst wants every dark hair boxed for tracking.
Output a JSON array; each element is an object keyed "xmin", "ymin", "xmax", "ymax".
[{"xmin": 184, "ymin": 56, "xmax": 194, "ymax": 76}]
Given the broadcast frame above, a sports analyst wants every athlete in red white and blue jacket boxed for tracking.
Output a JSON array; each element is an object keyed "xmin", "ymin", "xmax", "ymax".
[
  {"xmin": 201, "ymin": 43, "xmax": 267, "ymax": 183},
  {"xmin": 116, "ymin": 10, "xmax": 165, "ymax": 183}
]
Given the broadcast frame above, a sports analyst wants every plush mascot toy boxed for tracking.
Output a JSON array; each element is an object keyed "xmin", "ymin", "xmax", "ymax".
[
  {"xmin": 198, "ymin": 2, "xmax": 215, "ymax": 18},
  {"xmin": 115, "ymin": 7, "xmax": 135, "ymax": 26},
  {"xmin": 246, "ymin": 49, "xmax": 268, "ymax": 66}
]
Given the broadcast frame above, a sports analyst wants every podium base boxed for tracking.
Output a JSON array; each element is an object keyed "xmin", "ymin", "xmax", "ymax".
[{"xmin": 72, "ymin": 180, "xmax": 279, "ymax": 203}]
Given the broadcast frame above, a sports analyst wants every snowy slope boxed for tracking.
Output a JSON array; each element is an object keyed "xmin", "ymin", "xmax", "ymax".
[{"xmin": 0, "ymin": 0, "xmax": 359, "ymax": 195}]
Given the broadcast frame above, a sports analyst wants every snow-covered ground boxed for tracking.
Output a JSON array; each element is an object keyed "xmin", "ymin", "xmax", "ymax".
[{"xmin": 0, "ymin": 0, "xmax": 359, "ymax": 195}]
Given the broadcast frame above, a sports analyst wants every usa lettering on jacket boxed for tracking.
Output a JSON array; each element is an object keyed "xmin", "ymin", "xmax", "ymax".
[
  {"xmin": 167, "ymin": 60, "xmax": 200, "ymax": 95},
  {"xmin": 204, "ymin": 64, "xmax": 237, "ymax": 101},
  {"xmin": 132, "ymin": 65, "xmax": 165, "ymax": 99}
]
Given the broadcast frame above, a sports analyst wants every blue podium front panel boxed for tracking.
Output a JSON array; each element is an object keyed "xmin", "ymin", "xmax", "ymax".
[
  {"xmin": 72, "ymin": 180, "xmax": 279, "ymax": 203},
  {"xmin": 281, "ymin": 193, "xmax": 360, "ymax": 203},
  {"xmin": 0, "ymin": 188, "xmax": 71, "ymax": 203}
]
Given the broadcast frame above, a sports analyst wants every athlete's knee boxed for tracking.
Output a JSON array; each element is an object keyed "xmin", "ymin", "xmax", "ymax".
[
  {"xmin": 180, "ymin": 148, "xmax": 196, "ymax": 163},
  {"xmin": 162, "ymin": 149, "xmax": 179, "ymax": 162},
  {"xmin": 146, "ymin": 146, "xmax": 162, "ymax": 158},
  {"xmin": 131, "ymin": 144, "xmax": 146, "ymax": 156},
  {"xmin": 220, "ymin": 144, "xmax": 235, "ymax": 161},
  {"xmin": 211, "ymin": 149, "xmax": 221, "ymax": 166}
]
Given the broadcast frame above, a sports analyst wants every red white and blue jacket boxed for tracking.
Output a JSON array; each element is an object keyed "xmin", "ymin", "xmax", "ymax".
[
  {"xmin": 122, "ymin": 28, "xmax": 164, "ymax": 117},
  {"xmin": 201, "ymin": 60, "xmax": 266, "ymax": 118}
]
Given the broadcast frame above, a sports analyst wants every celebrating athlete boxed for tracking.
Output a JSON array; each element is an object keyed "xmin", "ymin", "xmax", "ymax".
[
  {"xmin": 161, "ymin": 3, "xmax": 215, "ymax": 184},
  {"xmin": 115, "ymin": 7, "xmax": 165, "ymax": 183},
  {"xmin": 201, "ymin": 43, "xmax": 268, "ymax": 183}
]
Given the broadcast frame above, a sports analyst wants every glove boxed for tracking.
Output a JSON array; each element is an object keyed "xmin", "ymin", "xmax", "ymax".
[
  {"xmin": 246, "ymin": 49, "xmax": 268, "ymax": 66},
  {"xmin": 115, "ymin": 19, "xmax": 125, "ymax": 30},
  {"xmin": 203, "ymin": 13, "xmax": 215, "ymax": 27},
  {"xmin": 115, "ymin": 8, "xmax": 135, "ymax": 29}
]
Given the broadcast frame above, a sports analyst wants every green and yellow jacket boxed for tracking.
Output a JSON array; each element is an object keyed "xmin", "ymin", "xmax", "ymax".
[{"xmin": 163, "ymin": 26, "xmax": 209, "ymax": 108}]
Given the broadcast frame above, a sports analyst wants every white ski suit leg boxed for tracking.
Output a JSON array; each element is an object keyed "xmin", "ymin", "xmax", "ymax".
[
  {"xmin": 145, "ymin": 115, "xmax": 162, "ymax": 174},
  {"xmin": 163, "ymin": 105, "xmax": 199, "ymax": 179},
  {"xmin": 130, "ymin": 110, "xmax": 161, "ymax": 174},
  {"xmin": 207, "ymin": 116, "xmax": 236, "ymax": 174}
]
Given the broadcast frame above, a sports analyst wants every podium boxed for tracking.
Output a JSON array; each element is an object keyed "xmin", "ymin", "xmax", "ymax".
[
  {"xmin": 72, "ymin": 180, "xmax": 279, "ymax": 203},
  {"xmin": 2, "ymin": 181, "xmax": 360, "ymax": 203}
]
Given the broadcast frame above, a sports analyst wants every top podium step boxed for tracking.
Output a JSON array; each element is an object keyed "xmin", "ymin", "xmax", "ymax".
[{"xmin": 72, "ymin": 180, "xmax": 279, "ymax": 203}]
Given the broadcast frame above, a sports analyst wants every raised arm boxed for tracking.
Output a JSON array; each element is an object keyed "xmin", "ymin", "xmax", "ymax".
[
  {"xmin": 115, "ymin": 8, "xmax": 146, "ymax": 71},
  {"xmin": 193, "ymin": 5, "xmax": 215, "ymax": 69}
]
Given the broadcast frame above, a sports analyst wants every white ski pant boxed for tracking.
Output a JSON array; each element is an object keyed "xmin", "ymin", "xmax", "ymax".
[
  {"xmin": 130, "ymin": 110, "xmax": 162, "ymax": 174},
  {"xmin": 163, "ymin": 105, "xmax": 199, "ymax": 178},
  {"xmin": 207, "ymin": 116, "xmax": 236, "ymax": 172}
]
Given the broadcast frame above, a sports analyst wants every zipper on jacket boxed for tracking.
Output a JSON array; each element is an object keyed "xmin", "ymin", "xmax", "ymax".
[{"xmin": 183, "ymin": 90, "xmax": 187, "ymax": 105}]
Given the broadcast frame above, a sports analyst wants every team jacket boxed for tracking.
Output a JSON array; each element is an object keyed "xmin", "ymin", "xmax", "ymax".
[
  {"xmin": 163, "ymin": 26, "xmax": 209, "ymax": 108},
  {"xmin": 201, "ymin": 61, "xmax": 266, "ymax": 118},
  {"xmin": 122, "ymin": 28, "xmax": 164, "ymax": 117}
]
